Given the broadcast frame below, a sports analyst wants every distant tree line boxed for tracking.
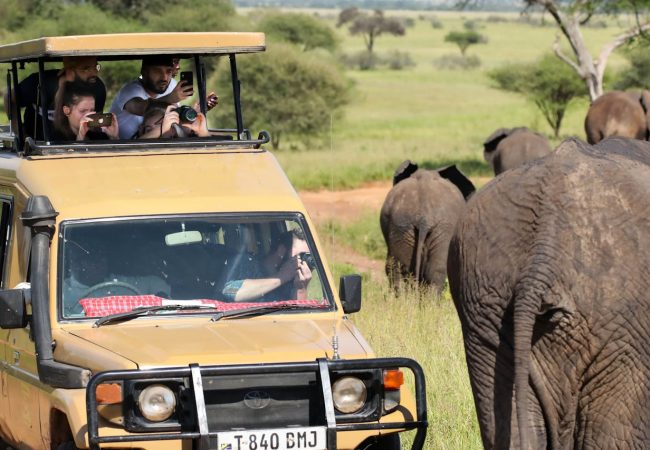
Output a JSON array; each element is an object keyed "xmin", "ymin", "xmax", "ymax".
[{"xmin": 234, "ymin": 0, "xmax": 522, "ymax": 12}]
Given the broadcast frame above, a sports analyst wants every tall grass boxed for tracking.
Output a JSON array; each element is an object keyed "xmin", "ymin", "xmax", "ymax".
[{"xmin": 331, "ymin": 262, "xmax": 482, "ymax": 449}]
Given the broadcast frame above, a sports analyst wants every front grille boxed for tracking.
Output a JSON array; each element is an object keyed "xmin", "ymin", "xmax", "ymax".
[{"xmin": 201, "ymin": 372, "xmax": 326, "ymax": 430}]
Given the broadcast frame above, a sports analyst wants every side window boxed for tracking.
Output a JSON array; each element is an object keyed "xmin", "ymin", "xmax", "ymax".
[{"xmin": 0, "ymin": 198, "xmax": 13, "ymax": 288}]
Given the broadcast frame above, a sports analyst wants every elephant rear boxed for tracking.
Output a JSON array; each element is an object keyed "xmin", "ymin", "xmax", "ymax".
[
  {"xmin": 584, "ymin": 91, "xmax": 646, "ymax": 144},
  {"xmin": 381, "ymin": 166, "xmax": 472, "ymax": 291},
  {"xmin": 448, "ymin": 137, "xmax": 650, "ymax": 449}
]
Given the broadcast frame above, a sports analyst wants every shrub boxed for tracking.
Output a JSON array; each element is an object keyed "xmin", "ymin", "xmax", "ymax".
[
  {"xmin": 340, "ymin": 50, "xmax": 381, "ymax": 70},
  {"xmin": 486, "ymin": 15, "xmax": 508, "ymax": 23},
  {"xmin": 430, "ymin": 16, "xmax": 443, "ymax": 29},
  {"xmin": 433, "ymin": 54, "xmax": 481, "ymax": 70},
  {"xmin": 384, "ymin": 50, "xmax": 415, "ymax": 70}
]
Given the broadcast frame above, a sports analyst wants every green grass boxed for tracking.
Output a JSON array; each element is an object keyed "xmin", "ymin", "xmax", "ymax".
[
  {"xmin": 267, "ymin": 11, "xmax": 631, "ymax": 190},
  {"xmin": 330, "ymin": 260, "xmax": 481, "ymax": 449},
  {"xmin": 319, "ymin": 211, "xmax": 386, "ymax": 260}
]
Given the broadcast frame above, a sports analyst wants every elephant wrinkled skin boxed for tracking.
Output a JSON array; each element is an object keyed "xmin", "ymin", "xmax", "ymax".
[
  {"xmin": 483, "ymin": 127, "xmax": 552, "ymax": 176},
  {"xmin": 380, "ymin": 161, "xmax": 474, "ymax": 292},
  {"xmin": 448, "ymin": 137, "xmax": 650, "ymax": 449},
  {"xmin": 584, "ymin": 90, "xmax": 650, "ymax": 144}
]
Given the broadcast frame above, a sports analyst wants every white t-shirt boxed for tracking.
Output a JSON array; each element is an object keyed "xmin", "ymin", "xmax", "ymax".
[{"xmin": 110, "ymin": 78, "xmax": 178, "ymax": 139}]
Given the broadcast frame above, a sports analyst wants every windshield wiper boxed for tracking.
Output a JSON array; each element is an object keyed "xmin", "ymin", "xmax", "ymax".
[
  {"xmin": 210, "ymin": 303, "xmax": 328, "ymax": 322},
  {"xmin": 93, "ymin": 304, "xmax": 219, "ymax": 327}
]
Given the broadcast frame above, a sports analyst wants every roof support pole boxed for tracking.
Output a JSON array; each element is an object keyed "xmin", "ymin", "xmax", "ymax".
[
  {"xmin": 229, "ymin": 54, "xmax": 245, "ymax": 140},
  {"xmin": 37, "ymin": 59, "xmax": 50, "ymax": 142}
]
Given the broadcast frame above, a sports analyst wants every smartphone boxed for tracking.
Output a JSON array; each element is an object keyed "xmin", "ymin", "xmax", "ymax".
[
  {"xmin": 86, "ymin": 113, "xmax": 113, "ymax": 128},
  {"xmin": 180, "ymin": 71, "xmax": 193, "ymax": 91}
]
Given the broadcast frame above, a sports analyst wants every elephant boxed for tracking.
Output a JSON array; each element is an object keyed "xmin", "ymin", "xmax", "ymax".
[
  {"xmin": 584, "ymin": 90, "xmax": 650, "ymax": 144},
  {"xmin": 483, "ymin": 127, "xmax": 553, "ymax": 176},
  {"xmin": 447, "ymin": 137, "xmax": 650, "ymax": 449},
  {"xmin": 380, "ymin": 160, "xmax": 475, "ymax": 292}
]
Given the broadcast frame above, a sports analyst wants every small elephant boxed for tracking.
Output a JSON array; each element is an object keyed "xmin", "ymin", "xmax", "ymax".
[
  {"xmin": 483, "ymin": 127, "xmax": 552, "ymax": 176},
  {"xmin": 584, "ymin": 90, "xmax": 650, "ymax": 144},
  {"xmin": 380, "ymin": 160, "xmax": 474, "ymax": 292},
  {"xmin": 448, "ymin": 137, "xmax": 650, "ymax": 449}
]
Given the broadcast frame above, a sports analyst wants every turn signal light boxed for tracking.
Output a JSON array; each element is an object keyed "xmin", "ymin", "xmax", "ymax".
[
  {"xmin": 383, "ymin": 370, "xmax": 404, "ymax": 391},
  {"xmin": 96, "ymin": 383, "xmax": 123, "ymax": 405}
]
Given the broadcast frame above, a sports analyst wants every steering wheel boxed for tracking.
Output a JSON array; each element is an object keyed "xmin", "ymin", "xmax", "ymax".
[{"xmin": 80, "ymin": 280, "xmax": 141, "ymax": 299}]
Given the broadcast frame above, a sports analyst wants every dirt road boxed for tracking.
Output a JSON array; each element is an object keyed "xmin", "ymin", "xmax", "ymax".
[{"xmin": 298, "ymin": 182, "xmax": 391, "ymax": 279}]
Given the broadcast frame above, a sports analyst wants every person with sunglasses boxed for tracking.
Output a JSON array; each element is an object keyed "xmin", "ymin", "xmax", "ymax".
[{"xmin": 4, "ymin": 56, "xmax": 106, "ymax": 140}]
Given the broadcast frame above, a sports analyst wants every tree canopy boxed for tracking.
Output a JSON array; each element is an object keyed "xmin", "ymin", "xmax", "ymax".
[
  {"xmin": 462, "ymin": 0, "xmax": 650, "ymax": 100},
  {"xmin": 257, "ymin": 12, "xmax": 339, "ymax": 52},
  {"xmin": 444, "ymin": 30, "xmax": 487, "ymax": 56},
  {"xmin": 337, "ymin": 8, "xmax": 406, "ymax": 53},
  {"xmin": 209, "ymin": 44, "xmax": 349, "ymax": 149},
  {"xmin": 489, "ymin": 54, "xmax": 587, "ymax": 137}
]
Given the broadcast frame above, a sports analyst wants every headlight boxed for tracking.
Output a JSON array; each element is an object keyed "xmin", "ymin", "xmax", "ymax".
[
  {"xmin": 332, "ymin": 376, "xmax": 367, "ymax": 414},
  {"xmin": 137, "ymin": 384, "xmax": 176, "ymax": 422}
]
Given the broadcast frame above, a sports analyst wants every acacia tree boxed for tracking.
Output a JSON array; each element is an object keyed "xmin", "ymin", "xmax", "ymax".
[
  {"xmin": 489, "ymin": 54, "xmax": 587, "ymax": 137},
  {"xmin": 337, "ymin": 8, "xmax": 405, "ymax": 54},
  {"xmin": 463, "ymin": 0, "xmax": 650, "ymax": 100},
  {"xmin": 444, "ymin": 30, "xmax": 487, "ymax": 56}
]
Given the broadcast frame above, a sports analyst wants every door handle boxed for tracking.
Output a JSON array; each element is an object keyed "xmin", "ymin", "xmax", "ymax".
[{"xmin": 13, "ymin": 350, "xmax": 20, "ymax": 365}]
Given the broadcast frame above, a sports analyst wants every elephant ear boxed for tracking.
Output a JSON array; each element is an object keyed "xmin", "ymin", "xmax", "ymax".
[
  {"xmin": 392, "ymin": 160, "xmax": 418, "ymax": 186},
  {"xmin": 483, "ymin": 128, "xmax": 511, "ymax": 154},
  {"xmin": 640, "ymin": 91, "xmax": 650, "ymax": 140},
  {"xmin": 437, "ymin": 165, "xmax": 476, "ymax": 200}
]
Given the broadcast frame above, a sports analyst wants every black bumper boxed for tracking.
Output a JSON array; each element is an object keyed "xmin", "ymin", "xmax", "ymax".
[{"xmin": 86, "ymin": 357, "xmax": 427, "ymax": 450}]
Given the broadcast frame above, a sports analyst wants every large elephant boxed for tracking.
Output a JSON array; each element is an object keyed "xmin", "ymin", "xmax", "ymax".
[
  {"xmin": 584, "ymin": 90, "xmax": 650, "ymax": 144},
  {"xmin": 380, "ymin": 160, "xmax": 475, "ymax": 292},
  {"xmin": 447, "ymin": 137, "xmax": 650, "ymax": 449},
  {"xmin": 483, "ymin": 127, "xmax": 552, "ymax": 176}
]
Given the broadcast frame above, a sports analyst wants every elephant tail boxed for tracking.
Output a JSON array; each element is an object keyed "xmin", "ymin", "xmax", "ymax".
[
  {"xmin": 513, "ymin": 290, "xmax": 537, "ymax": 450},
  {"xmin": 414, "ymin": 225, "xmax": 428, "ymax": 283}
]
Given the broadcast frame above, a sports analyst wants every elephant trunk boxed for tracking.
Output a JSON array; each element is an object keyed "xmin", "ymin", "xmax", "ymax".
[{"xmin": 513, "ymin": 292, "xmax": 536, "ymax": 450}]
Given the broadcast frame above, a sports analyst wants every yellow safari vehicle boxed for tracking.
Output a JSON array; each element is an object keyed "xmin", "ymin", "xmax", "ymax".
[{"xmin": 0, "ymin": 33, "xmax": 426, "ymax": 450}]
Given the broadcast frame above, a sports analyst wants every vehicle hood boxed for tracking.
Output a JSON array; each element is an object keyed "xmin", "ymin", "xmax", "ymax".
[{"xmin": 63, "ymin": 317, "xmax": 371, "ymax": 369}]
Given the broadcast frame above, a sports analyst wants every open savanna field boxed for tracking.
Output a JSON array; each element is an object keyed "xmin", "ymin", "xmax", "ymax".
[{"xmin": 253, "ymin": 9, "xmax": 635, "ymax": 449}]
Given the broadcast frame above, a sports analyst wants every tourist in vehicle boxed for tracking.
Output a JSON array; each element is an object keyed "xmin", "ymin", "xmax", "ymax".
[
  {"xmin": 4, "ymin": 55, "xmax": 106, "ymax": 140},
  {"xmin": 110, "ymin": 55, "xmax": 218, "ymax": 139},
  {"xmin": 53, "ymin": 81, "xmax": 119, "ymax": 141},
  {"xmin": 222, "ymin": 229, "xmax": 313, "ymax": 302},
  {"xmin": 137, "ymin": 103, "xmax": 210, "ymax": 139}
]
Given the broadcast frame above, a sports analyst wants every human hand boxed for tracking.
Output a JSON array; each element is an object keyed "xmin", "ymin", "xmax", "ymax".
[
  {"xmin": 293, "ymin": 258, "xmax": 312, "ymax": 290},
  {"xmin": 77, "ymin": 111, "xmax": 96, "ymax": 140},
  {"xmin": 206, "ymin": 92, "xmax": 218, "ymax": 111},
  {"xmin": 102, "ymin": 113, "xmax": 119, "ymax": 140},
  {"xmin": 161, "ymin": 104, "xmax": 180, "ymax": 137},
  {"xmin": 168, "ymin": 80, "xmax": 194, "ymax": 104},
  {"xmin": 192, "ymin": 92, "xmax": 219, "ymax": 113},
  {"xmin": 186, "ymin": 111, "xmax": 209, "ymax": 137}
]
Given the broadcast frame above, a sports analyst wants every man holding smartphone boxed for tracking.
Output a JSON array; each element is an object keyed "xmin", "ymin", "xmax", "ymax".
[{"xmin": 110, "ymin": 56, "xmax": 217, "ymax": 139}]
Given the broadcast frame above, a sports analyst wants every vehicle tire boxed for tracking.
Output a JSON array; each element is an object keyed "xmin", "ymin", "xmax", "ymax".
[{"xmin": 358, "ymin": 433, "xmax": 401, "ymax": 450}]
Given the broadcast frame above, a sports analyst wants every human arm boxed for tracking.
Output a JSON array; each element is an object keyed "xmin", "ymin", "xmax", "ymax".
[{"xmin": 222, "ymin": 257, "xmax": 299, "ymax": 302}]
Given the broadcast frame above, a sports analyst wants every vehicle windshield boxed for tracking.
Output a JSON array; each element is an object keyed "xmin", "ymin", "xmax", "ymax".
[{"xmin": 59, "ymin": 215, "xmax": 332, "ymax": 319}]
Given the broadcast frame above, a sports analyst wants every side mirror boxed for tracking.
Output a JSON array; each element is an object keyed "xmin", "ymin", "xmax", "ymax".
[
  {"xmin": 339, "ymin": 275, "xmax": 362, "ymax": 314},
  {"xmin": 0, "ymin": 288, "xmax": 29, "ymax": 329}
]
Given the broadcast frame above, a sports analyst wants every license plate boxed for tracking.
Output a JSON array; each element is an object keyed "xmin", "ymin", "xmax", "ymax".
[{"xmin": 215, "ymin": 426, "xmax": 326, "ymax": 450}]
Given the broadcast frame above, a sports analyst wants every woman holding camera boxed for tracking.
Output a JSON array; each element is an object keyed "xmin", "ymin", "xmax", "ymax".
[
  {"xmin": 53, "ymin": 81, "xmax": 119, "ymax": 141},
  {"xmin": 221, "ymin": 229, "xmax": 313, "ymax": 302},
  {"xmin": 137, "ymin": 103, "xmax": 210, "ymax": 139}
]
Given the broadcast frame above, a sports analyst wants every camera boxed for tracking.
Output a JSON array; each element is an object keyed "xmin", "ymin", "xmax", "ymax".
[
  {"xmin": 86, "ymin": 113, "xmax": 113, "ymax": 128},
  {"xmin": 174, "ymin": 105, "xmax": 197, "ymax": 123},
  {"xmin": 298, "ymin": 252, "xmax": 316, "ymax": 270}
]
